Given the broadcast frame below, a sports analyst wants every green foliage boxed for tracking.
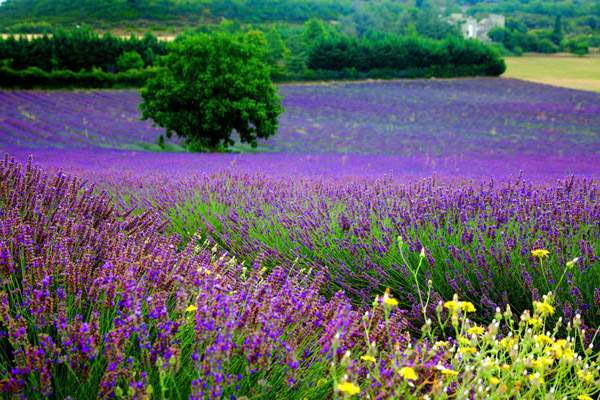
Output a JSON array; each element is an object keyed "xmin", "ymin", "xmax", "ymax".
[
  {"xmin": 0, "ymin": 65, "xmax": 155, "ymax": 88},
  {"xmin": 308, "ymin": 34, "xmax": 506, "ymax": 77},
  {"xmin": 488, "ymin": 26, "xmax": 579, "ymax": 54},
  {"xmin": 0, "ymin": 0, "xmax": 352, "ymax": 27},
  {"xmin": 140, "ymin": 32, "xmax": 283, "ymax": 151},
  {"xmin": 0, "ymin": 27, "xmax": 166, "ymax": 72},
  {"xmin": 116, "ymin": 50, "xmax": 144, "ymax": 71}
]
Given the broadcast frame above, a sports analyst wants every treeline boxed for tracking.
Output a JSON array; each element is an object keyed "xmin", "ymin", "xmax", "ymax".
[
  {"xmin": 307, "ymin": 35, "xmax": 505, "ymax": 77},
  {"xmin": 0, "ymin": 21, "xmax": 506, "ymax": 88},
  {"xmin": 459, "ymin": 0, "xmax": 600, "ymax": 54},
  {"xmin": 0, "ymin": 28, "xmax": 167, "ymax": 72},
  {"xmin": 0, "ymin": 0, "xmax": 352, "ymax": 28},
  {"xmin": 488, "ymin": 16, "xmax": 592, "ymax": 55}
]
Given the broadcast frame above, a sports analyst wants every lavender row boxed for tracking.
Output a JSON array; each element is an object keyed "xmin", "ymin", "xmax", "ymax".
[{"xmin": 2, "ymin": 78, "xmax": 600, "ymax": 158}]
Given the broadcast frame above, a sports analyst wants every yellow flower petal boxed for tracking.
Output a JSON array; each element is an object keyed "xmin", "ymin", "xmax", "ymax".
[
  {"xmin": 399, "ymin": 366, "xmax": 418, "ymax": 381},
  {"xmin": 185, "ymin": 304, "xmax": 198, "ymax": 313},
  {"xmin": 467, "ymin": 326, "xmax": 485, "ymax": 335},
  {"xmin": 337, "ymin": 381, "xmax": 360, "ymax": 395},
  {"xmin": 531, "ymin": 249, "xmax": 550, "ymax": 258}
]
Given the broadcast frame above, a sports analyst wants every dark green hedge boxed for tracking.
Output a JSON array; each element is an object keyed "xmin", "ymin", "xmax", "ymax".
[
  {"xmin": 0, "ymin": 66, "xmax": 156, "ymax": 88},
  {"xmin": 307, "ymin": 35, "xmax": 506, "ymax": 77}
]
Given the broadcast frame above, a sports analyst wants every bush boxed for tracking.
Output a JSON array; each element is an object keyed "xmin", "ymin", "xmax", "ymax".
[{"xmin": 116, "ymin": 50, "xmax": 145, "ymax": 72}]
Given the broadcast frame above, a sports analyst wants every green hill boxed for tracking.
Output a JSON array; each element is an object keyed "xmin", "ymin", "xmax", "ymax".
[
  {"xmin": 1, "ymin": 0, "xmax": 599, "ymax": 53},
  {"xmin": 0, "ymin": 0, "xmax": 352, "ymax": 30},
  {"xmin": 2, "ymin": 0, "xmax": 600, "ymax": 32}
]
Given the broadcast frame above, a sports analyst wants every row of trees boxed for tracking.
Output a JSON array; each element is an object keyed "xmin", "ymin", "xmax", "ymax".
[
  {"xmin": 0, "ymin": 18, "xmax": 506, "ymax": 86},
  {"xmin": 488, "ymin": 15, "xmax": 594, "ymax": 55},
  {"xmin": 308, "ymin": 34, "xmax": 506, "ymax": 77},
  {"xmin": 0, "ymin": 28, "xmax": 167, "ymax": 72}
]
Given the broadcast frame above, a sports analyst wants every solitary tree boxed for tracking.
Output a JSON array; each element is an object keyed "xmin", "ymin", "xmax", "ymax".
[{"xmin": 140, "ymin": 32, "xmax": 283, "ymax": 151}]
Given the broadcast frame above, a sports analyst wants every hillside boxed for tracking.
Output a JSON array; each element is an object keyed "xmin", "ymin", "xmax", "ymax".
[
  {"xmin": 1, "ymin": 0, "xmax": 600, "ymax": 36},
  {"xmin": 0, "ymin": 0, "xmax": 353, "ymax": 30}
]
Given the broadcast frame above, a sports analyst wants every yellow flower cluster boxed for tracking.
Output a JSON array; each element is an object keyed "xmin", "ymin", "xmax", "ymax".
[
  {"xmin": 343, "ymin": 289, "xmax": 598, "ymax": 400},
  {"xmin": 533, "ymin": 300, "xmax": 555, "ymax": 316},
  {"xmin": 443, "ymin": 295, "xmax": 476, "ymax": 314}
]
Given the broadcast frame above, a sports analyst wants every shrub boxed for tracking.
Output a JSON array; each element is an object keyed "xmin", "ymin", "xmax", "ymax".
[{"xmin": 116, "ymin": 50, "xmax": 145, "ymax": 71}]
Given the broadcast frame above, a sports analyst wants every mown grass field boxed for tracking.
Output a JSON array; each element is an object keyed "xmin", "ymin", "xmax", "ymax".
[{"xmin": 504, "ymin": 55, "xmax": 600, "ymax": 92}]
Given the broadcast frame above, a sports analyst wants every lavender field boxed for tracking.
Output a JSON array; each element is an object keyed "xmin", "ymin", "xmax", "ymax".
[{"xmin": 1, "ymin": 79, "xmax": 599, "ymax": 399}]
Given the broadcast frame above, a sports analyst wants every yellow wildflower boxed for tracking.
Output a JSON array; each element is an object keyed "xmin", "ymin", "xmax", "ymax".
[
  {"xmin": 337, "ymin": 382, "xmax": 360, "ymax": 395},
  {"xmin": 459, "ymin": 347, "xmax": 477, "ymax": 355},
  {"xmin": 533, "ymin": 300, "xmax": 555, "ymax": 316},
  {"xmin": 382, "ymin": 288, "xmax": 399, "ymax": 307},
  {"xmin": 500, "ymin": 337, "xmax": 517, "ymax": 349},
  {"xmin": 531, "ymin": 249, "xmax": 550, "ymax": 258},
  {"xmin": 578, "ymin": 395, "xmax": 593, "ymax": 400},
  {"xmin": 467, "ymin": 326, "xmax": 485, "ymax": 335},
  {"xmin": 527, "ymin": 317, "xmax": 543, "ymax": 327},
  {"xmin": 577, "ymin": 370, "xmax": 594, "ymax": 383},
  {"xmin": 489, "ymin": 377, "xmax": 500, "ymax": 385},
  {"xmin": 530, "ymin": 359, "xmax": 544, "ymax": 370},
  {"xmin": 444, "ymin": 299, "xmax": 475, "ymax": 313},
  {"xmin": 383, "ymin": 296, "xmax": 399, "ymax": 307},
  {"xmin": 534, "ymin": 334, "xmax": 553, "ymax": 346},
  {"xmin": 360, "ymin": 355, "xmax": 376, "ymax": 363},
  {"xmin": 461, "ymin": 301, "xmax": 476, "ymax": 313},
  {"xmin": 444, "ymin": 300, "xmax": 461, "ymax": 313},
  {"xmin": 549, "ymin": 339, "xmax": 574, "ymax": 360},
  {"xmin": 186, "ymin": 304, "xmax": 198, "ymax": 313},
  {"xmin": 501, "ymin": 364, "xmax": 511, "ymax": 371},
  {"xmin": 399, "ymin": 367, "xmax": 418, "ymax": 381}
]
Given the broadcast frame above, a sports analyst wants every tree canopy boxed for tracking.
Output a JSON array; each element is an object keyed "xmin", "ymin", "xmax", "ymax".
[{"xmin": 140, "ymin": 32, "xmax": 283, "ymax": 151}]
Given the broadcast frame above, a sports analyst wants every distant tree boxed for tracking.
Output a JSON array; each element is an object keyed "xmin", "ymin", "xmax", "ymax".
[
  {"xmin": 116, "ymin": 50, "xmax": 144, "ymax": 71},
  {"xmin": 264, "ymin": 26, "xmax": 290, "ymax": 69},
  {"xmin": 140, "ymin": 32, "xmax": 283, "ymax": 151},
  {"xmin": 551, "ymin": 15, "xmax": 564, "ymax": 45},
  {"xmin": 302, "ymin": 18, "xmax": 330, "ymax": 47}
]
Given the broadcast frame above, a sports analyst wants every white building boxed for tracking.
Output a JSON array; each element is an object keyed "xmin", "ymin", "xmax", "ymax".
[{"xmin": 448, "ymin": 13, "xmax": 506, "ymax": 42}]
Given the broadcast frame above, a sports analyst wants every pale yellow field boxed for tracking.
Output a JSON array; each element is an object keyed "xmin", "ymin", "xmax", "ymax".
[{"xmin": 504, "ymin": 55, "xmax": 600, "ymax": 92}]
